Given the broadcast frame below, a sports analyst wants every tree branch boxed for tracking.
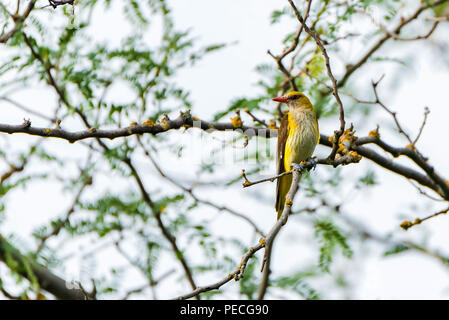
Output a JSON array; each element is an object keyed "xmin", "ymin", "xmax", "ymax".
[
  {"xmin": 0, "ymin": 0, "xmax": 36, "ymax": 44},
  {"xmin": 339, "ymin": 0, "xmax": 449, "ymax": 88},
  {"xmin": 0, "ymin": 114, "xmax": 276, "ymax": 142},
  {"xmin": 175, "ymin": 169, "xmax": 303, "ymax": 300},
  {"xmin": 400, "ymin": 206, "xmax": 449, "ymax": 230},
  {"xmin": 0, "ymin": 234, "xmax": 92, "ymax": 300},
  {"xmin": 138, "ymin": 138, "xmax": 266, "ymax": 237}
]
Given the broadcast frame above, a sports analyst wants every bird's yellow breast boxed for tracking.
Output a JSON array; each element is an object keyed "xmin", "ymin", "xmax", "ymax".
[{"xmin": 284, "ymin": 109, "xmax": 319, "ymax": 171}]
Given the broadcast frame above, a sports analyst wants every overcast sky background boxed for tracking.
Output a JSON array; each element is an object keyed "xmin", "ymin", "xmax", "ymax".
[{"xmin": 1, "ymin": 0, "xmax": 449, "ymax": 299}]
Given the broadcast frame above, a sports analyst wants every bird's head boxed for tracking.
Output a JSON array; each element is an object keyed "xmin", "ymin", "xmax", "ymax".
[{"xmin": 272, "ymin": 91, "xmax": 313, "ymax": 111}]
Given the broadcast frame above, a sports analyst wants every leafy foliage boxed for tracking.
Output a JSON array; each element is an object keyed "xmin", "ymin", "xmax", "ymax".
[
  {"xmin": 314, "ymin": 219, "xmax": 353, "ymax": 273},
  {"xmin": 272, "ymin": 270, "xmax": 321, "ymax": 300}
]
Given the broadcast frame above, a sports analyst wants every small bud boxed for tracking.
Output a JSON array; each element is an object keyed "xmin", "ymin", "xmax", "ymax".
[
  {"xmin": 368, "ymin": 129, "xmax": 380, "ymax": 139},
  {"xmin": 400, "ymin": 221, "xmax": 412, "ymax": 231},
  {"xmin": 143, "ymin": 119, "xmax": 154, "ymax": 126},
  {"xmin": 231, "ymin": 112, "xmax": 243, "ymax": 128}
]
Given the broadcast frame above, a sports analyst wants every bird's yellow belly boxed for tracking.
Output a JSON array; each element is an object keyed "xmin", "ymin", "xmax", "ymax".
[{"xmin": 284, "ymin": 113, "xmax": 318, "ymax": 171}]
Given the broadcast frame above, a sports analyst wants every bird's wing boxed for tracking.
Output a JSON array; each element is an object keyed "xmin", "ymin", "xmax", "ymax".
[{"xmin": 275, "ymin": 112, "xmax": 289, "ymax": 210}]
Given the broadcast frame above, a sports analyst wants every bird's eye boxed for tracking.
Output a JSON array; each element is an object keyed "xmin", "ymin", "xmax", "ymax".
[{"xmin": 289, "ymin": 94, "xmax": 301, "ymax": 100}]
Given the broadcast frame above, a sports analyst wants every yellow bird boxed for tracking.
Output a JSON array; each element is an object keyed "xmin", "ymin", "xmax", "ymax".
[{"xmin": 272, "ymin": 91, "xmax": 319, "ymax": 220}]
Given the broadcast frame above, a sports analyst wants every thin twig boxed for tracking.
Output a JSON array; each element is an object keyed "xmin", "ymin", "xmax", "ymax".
[
  {"xmin": 413, "ymin": 107, "xmax": 430, "ymax": 145},
  {"xmin": 406, "ymin": 179, "xmax": 445, "ymax": 202},
  {"xmin": 0, "ymin": 0, "xmax": 36, "ymax": 44},
  {"xmin": 0, "ymin": 97, "xmax": 56, "ymax": 122},
  {"xmin": 358, "ymin": 8, "xmax": 440, "ymax": 41},
  {"xmin": 174, "ymin": 169, "xmax": 303, "ymax": 300},
  {"xmin": 287, "ymin": 0, "xmax": 346, "ymax": 161},
  {"xmin": 243, "ymin": 109, "xmax": 268, "ymax": 127},
  {"xmin": 400, "ymin": 207, "xmax": 449, "ymax": 230},
  {"xmin": 268, "ymin": 0, "xmax": 314, "ymax": 91},
  {"xmin": 137, "ymin": 137, "xmax": 265, "ymax": 236},
  {"xmin": 371, "ymin": 75, "xmax": 413, "ymax": 145},
  {"xmin": 241, "ymin": 169, "xmax": 293, "ymax": 188},
  {"xmin": 338, "ymin": 0, "xmax": 449, "ymax": 88}
]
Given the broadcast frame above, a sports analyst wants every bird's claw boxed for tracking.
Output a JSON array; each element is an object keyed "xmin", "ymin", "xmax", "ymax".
[
  {"xmin": 308, "ymin": 157, "xmax": 318, "ymax": 171},
  {"xmin": 291, "ymin": 162, "xmax": 304, "ymax": 173},
  {"xmin": 291, "ymin": 158, "xmax": 317, "ymax": 173}
]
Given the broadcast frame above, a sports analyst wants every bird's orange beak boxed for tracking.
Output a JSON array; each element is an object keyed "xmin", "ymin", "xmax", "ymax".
[{"xmin": 272, "ymin": 95, "xmax": 288, "ymax": 103}]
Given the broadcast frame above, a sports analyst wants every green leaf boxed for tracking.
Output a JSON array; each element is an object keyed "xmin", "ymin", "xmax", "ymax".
[
  {"xmin": 314, "ymin": 219, "xmax": 353, "ymax": 273},
  {"xmin": 383, "ymin": 244, "xmax": 410, "ymax": 257}
]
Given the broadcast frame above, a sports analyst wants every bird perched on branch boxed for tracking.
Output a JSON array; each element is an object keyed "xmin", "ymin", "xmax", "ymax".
[{"xmin": 273, "ymin": 91, "xmax": 319, "ymax": 220}]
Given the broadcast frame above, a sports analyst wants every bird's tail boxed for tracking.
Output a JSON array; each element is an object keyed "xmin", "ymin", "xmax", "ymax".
[{"xmin": 276, "ymin": 173, "xmax": 293, "ymax": 220}]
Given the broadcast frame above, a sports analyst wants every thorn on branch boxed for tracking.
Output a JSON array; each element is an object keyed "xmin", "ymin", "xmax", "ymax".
[
  {"xmin": 180, "ymin": 109, "xmax": 192, "ymax": 123},
  {"xmin": 22, "ymin": 118, "xmax": 31, "ymax": 128}
]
